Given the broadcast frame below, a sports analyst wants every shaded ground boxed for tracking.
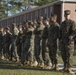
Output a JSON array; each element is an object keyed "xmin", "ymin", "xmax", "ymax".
[{"xmin": 0, "ymin": 56, "xmax": 76, "ymax": 75}]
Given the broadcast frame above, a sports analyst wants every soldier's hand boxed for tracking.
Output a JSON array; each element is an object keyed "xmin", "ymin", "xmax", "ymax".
[
  {"xmin": 69, "ymin": 36, "xmax": 73, "ymax": 40},
  {"xmin": 69, "ymin": 36, "xmax": 74, "ymax": 44}
]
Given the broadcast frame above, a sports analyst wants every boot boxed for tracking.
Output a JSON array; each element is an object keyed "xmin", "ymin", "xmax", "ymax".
[
  {"xmin": 63, "ymin": 67, "xmax": 68, "ymax": 71},
  {"xmin": 40, "ymin": 63, "xmax": 44, "ymax": 68},
  {"xmin": 51, "ymin": 64, "xmax": 55, "ymax": 70},
  {"xmin": 26, "ymin": 61, "xmax": 30, "ymax": 66},
  {"xmin": 37, "ymin": 63, "xmax": 41, "ymax": 67},
  {"xmin": 1, "ymin": 55, "xmax": 4, "ymax": 60},
  {"xmin": 11, "ymin": 57, "xmax": 16, "ymax": 61},
  {"xmin": 32, "ymin": 61, "xmax": 38, "ymax": 67},
  {"xmin": 15, "ymin": 58, "xmax": 19, "ymax": 62},
  {"xmin": 55, "ymin": 64, "xmax": 59, "ymax": 71},
  {"xmin": 43, "ymin": 65, "xmax": 51, "ymax": 70},
  {"xmin": 18, "ymin": 62, "xmax": 24, "ymax": 66},
  {"xmin": 29, "ymin": 61, "xmax": 34, "ymax": 67},
  {"xmin": 67, "ymin": 67, "xmax": 73, "ymax": 73}
]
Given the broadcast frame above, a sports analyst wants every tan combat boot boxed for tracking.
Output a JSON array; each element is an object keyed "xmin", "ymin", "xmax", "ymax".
[
  {"xmin": 32, "ymin": 61, "xmax": 38, "ymax": 67},
  {"xmin": 1, "ymin": 55, "xmax": 4, "ymax": 60},
  {"xmin": 55, "ymin": 64, "xmax": 59, "ymax": 71},
  {"xmin": 37, "ymin": 63, "xmax": 41, "ymax": 67},
  {"xmin": 43, "ymin": 65, "xmax": 51, "ymax": 70},
  {"xmin": 40, "ymin": 63, "xmax": 44, "ymax": 68},
  {"xmin": 67, "ymin": 67, "xmax": 73, "ymax": 73},
  {"xmin": 16, "ymin": 58, "xmax": 19, "ymax": 62},
  {"xmin": 29, "ymin": 61, "xmax": 34, "ymax": 67},
  {"xmin": 26, "ymin": 61, "xmax": 30, "ymax": 66},
  {"xmin": 51, "ymin": 64, "xmax": 55, "ymax": 70},
  {"xmin": 11, "ymin": 57, "xmax": 16, "ymax": 61}
]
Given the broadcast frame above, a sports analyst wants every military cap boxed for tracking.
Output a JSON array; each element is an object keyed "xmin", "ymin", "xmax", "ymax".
[
  {"xmin": 5, "ymin": 27, "xmax": 10, "ymax": 30},
  {"xmin": 50, "ymin": 14, "xmax": 57, "ymax": 19},
  {"xmin": 43, "ymin": 17, "xmax": 49, "ymax": 21},
  {"xmin": 28, "ymin": 21, "xmax": 33, "ymax": 26},
  {"xmin": 23, "ymin": 21, "xmax": 26, "ymax": 24},
  {"xmin": 38, "ymin": 16, "xmax": 43, "ymax": 20},
  {"xmin": 64, "ymin": 10, "xmax": 71, "ymax": 15},
  {"xmin": 12, "ymin": 23, "xmax": 16, "ymax": 26}
]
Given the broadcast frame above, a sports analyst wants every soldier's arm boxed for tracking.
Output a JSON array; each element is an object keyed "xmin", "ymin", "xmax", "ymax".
[
  {"xmin": 14, "ymin": 28, "xmax": 19, "ymax": 36},
  {"xmin": 55, "ymin": 24, "xmax": 60, "ymax": 39},
  {"xmin": 37, "ymin": 25, "xmax": 45, "ymax": 31},
  {"xmin": 42, "ymin": 27, "xmax": 46, "ymax": 39},
  {"xmin": 26, "ymin": 28, "xmax": 34, "ymax": 35},
  {"xmin": 70, "ymin": 21, "xmax": 76, "ymax": 38},
  {"xmin": 59, "ymin": 23, "xmax": 63, "ymax": 41}
]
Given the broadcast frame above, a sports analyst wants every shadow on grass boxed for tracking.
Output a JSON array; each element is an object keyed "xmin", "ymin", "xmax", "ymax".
[{"xmin": 0, "ymin": 60, "xmax": 53, "ymax": 72}]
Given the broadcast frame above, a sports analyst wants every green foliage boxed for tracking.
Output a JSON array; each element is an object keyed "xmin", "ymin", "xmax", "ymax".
[
  {"xmin": 0, "ymin": 0, "xmax": 53, "ymax": 20},
  {"xmin": 34, "ymin": 0, "xmax": 53, "ymax": 6}
]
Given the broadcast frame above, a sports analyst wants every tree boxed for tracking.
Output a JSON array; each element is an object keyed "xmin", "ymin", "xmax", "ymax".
[
  {"xmin": 0, "ymin": 0, "xmax": 53, "ymax": 21},
  {"xmin": 34, "ymin": 0, "xmax": 53, "ymax": 6}
]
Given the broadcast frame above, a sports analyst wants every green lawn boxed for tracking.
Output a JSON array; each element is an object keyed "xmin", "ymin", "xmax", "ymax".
[{"xmin": 0, "ymin": 56, "xmax": 76, "ymax": 75}]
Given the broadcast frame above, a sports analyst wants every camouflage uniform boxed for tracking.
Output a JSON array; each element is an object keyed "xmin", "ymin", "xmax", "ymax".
[
  {"xmin": 16, "ymin": 30, "xmax": 23, "ymax": 59},
  {"xmin": 21, "ymin": 23, "xmax": 34, "ymax": 65},
  {"xmin": 60, "ymin": 19, "xmax": 76, "ymax": 69},
  {"xmin": 0, "ymin": 30, "xmax": 3, "ymax": 57},
  {"xmin": 20, "ymin": 27, "xmax": 27, "ymax": 64},
  {"xmin": 34, "ymin": 23, "xmax": 45, "ymax": 65},
  {"xmin": 3, "ymin": 28, "xmax": 12, "ymax": 59},
  {"xmin": 11, "ymin": 24, "xmax": 19, "ymax": 61},
  {"xmin": 48, "ymin": 22, "xmax": 60, "ymax": 68},
  {"xmin": 42, "ymin": 25, "xmax": 50, "ymax": 66}
]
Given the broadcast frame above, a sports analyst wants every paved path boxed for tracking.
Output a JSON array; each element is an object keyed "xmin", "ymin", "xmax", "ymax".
[{"xmin": 57, "ymin": 64, "xmax": 76, "ymax": 75}]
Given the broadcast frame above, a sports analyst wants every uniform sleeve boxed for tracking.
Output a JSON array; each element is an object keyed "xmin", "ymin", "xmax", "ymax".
[
  {"xmin": 59, "ymin": 22, "xmax": 63, "ymax": 40},
  {"xmin": 14, "ymin": 28, "xmax": 19, "ymax": 36},
  {"xmin": 71, "ymin": 21, "xmax": 76, "ymax": 37},
  {"xmin": 56, "ymin": 25, "xmax": 60, "ymax": 39},
  {"xmin": 34, "ymin": 25, "xmax": 44, "ymax": 34},
  {"xmin": 37, "ymin": 25, "xmax": 45, "ymax": 31},
  {"xmin": 26, "ymin": 28, "xmax": 34, "ymax": 35}
]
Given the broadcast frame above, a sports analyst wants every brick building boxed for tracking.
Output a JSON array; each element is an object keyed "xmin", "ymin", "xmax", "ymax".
[{"xmin": 54, "ymin": 0, "xmax": 76, "ymax": 24}]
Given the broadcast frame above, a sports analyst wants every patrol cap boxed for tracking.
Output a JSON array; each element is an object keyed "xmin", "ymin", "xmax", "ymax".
[
  {"xmin": 43, "ymin": 17, "xmax": 49, "ymax": 21},
  {"xmin": 33, "ymin": 20, "xmax": 37, "ymax": 24},
  {"xmin": 50, "ymin": 14, "xmax": 57, "ymax": 19},
  {"xmin": 5, "ymin": 27, "xmax": 10, "ymax": 30},
  {"xmin": 28, "ymin": 21, "xmax": 33, "ymax": 26},
  {"xmin": 38, "ymin": 16, "xmax": 43, "ymax": 21},
  {"xmin": 23, "ymin": 21, "xmax": 26, "ymax": 24},
  {"xmin": 64, "ymin": 10, "xmax": 71, "ymax": 15},
  {"xmin": 12, "ymin": 23, "xmax": 16, "ymax": 26}
]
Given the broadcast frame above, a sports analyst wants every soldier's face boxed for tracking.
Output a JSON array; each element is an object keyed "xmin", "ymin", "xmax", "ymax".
[
  {"xmin": 64, "ymin": 15, "xmax": 70, "ymax": 20},
  {"xmin": 44, "ymin": 20, "xmax": 49, "ymax": 26},
  {"xmin": 50, "ymin": 18, "xmax": 56, "ymax": 23}
]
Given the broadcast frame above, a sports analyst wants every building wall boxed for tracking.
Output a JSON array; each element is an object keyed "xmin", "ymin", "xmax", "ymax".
[
  {"xmin": 53, "ymin": 4, "xmax": 62, "ymax": 24},
  {"xmin": 0, "ymin": 1, "xmax": 76, "ymax": 27},
  {"xmin": 64, "ymin": 3, "xmax": 76, "ymax": 22}
]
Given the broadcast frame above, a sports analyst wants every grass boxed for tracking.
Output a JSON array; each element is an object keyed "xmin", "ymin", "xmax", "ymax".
[{"xmin": 0, "ymin": 55, "xmax": 76, "ymax": 75}]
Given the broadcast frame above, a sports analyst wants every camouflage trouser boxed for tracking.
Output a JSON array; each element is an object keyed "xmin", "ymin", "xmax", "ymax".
[
  {"xmin": 0, "ymin": 44, "xmax": 3, "ymax": 55},
  {"xmin": 34, "ymin": 39, "xmax": 43, "ymax": 63},
  {"xmin": 21, "ymin": 39, "xmax": 34, "ymax": 63},
  {"xmin": 17, "ymin": 43, "xmax": 22, "ymax": 59},
  {"xmin": 21, "ymin": 43, "xmax": 29, "ymax": 63},
  {"xmin": 42, "ymin": 39, "xmax": 50, "ymax": 66},
  {"xmin": 48, "ymin": 42, "xmax": 58, "ymax": 65},
  {"xmin": 60, "ymin": 41, "xmax": 74, "ymax": 68},
  {"xmin": 3, "ymin": 43, "xmax": 11, "ymax": 58},
  {"xmin": 11, "ymin": 39, "xmax": 19, "ymax": 59},
  {"xmin": 27, "ymin": 44, "xmax": 34, "ymax": 62}
]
